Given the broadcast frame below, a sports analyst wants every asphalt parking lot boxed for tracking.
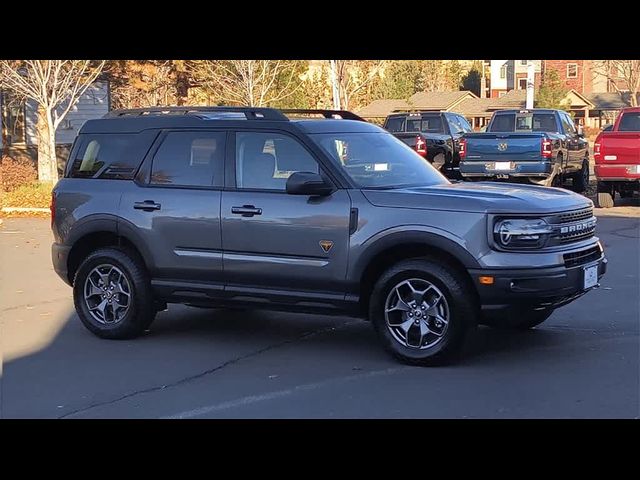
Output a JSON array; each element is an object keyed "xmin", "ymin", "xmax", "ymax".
[{"xmin": 1, "ymin": 204, "xmax": 638, "ymax": 419}]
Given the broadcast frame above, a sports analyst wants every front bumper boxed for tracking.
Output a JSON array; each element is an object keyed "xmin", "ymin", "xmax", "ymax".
[
  {"xmin": 52, "ymin": 243, "xmax": 72, "ymax": 286},
  {"xmin": 469, "ymin": 253, "xmax": 607, "ymax": 312},
  {"xmin": 460, "ymin": 160, "xmax": 552, "ymax": 179}
]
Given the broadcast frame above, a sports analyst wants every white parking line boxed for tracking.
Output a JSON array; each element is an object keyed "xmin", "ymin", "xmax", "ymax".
[{"xmin": 163, "ymin": 366, "xmax": 409, "ymax": 419}]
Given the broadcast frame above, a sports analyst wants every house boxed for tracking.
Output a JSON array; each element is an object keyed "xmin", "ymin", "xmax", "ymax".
[
  {"xmin": 541, "ymin": 60, "xmax": 596, "ymax": 95},
  {"xmin": 0, "ymin": 80, "xmax": 110, "ymax": 163},
  {"xmin": 357, "ymin": 91, "xmax": 477, "ymax": 121},
  {"xmin": 489, "ymin": 60, "xmax": 542, "ymax": 98}
]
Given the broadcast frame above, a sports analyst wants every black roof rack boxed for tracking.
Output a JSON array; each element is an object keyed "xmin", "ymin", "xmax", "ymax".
[
  {"xmin": 280, "ymin": 109, "xmax": 367, "ymax": 122},
  {"xmin": 104, "ymin": 106, "xmax": 288, "ymax": 121}
]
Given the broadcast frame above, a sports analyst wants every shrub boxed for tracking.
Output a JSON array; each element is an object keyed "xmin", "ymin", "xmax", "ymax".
[
  {"xmin": 0, "ymin": 156, "xmax": 38, "ymax": 192},
  {"xmin": 1, "ymin": 182, "xmax": 52, "ymax": 209}
]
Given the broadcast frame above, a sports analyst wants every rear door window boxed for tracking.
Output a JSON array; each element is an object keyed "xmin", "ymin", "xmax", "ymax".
[
  {"xmin": 619, "ymin": 112, "xmax": 640, "ymax": 131},
  {"xmin": 489, "ymin": 114, "xmax": 515, "ymax": 132},
  {"xmin": 385, "ymin": 116, "xmax": 406, "ymax": 133},
  {"xmin": 68, "ymin": 132, "xmax": 156, "ymax": 179},
  {"xmin": 150, "ymin": 131, "xmax": 225, "ymax": 188}
]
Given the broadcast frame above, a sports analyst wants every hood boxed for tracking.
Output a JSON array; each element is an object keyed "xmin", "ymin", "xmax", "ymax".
[{"xmin": 362, "ymin": 182, "xmax": 592, "ymax": 214}]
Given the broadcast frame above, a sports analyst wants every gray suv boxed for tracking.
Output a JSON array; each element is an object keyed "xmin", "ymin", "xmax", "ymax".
[{"xmin": 51, "ymin": 107, "xmax": 607, "ymax": 365}]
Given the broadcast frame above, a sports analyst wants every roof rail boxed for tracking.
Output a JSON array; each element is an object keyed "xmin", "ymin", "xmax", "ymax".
[
  {"xmin": 104, "ymin": 106, "xmax": 288, "ymax": 121},
  {"xmin": 280, "ymin": 109, "xmax": 367, "ymax": 122}
]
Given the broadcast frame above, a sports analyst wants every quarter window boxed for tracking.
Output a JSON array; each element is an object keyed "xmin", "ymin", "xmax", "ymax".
[
  {"xmin": 68, "ymin": 133, "xmax": 155, "ymax": 179},
  {"xmin": 150, "ymin": 131, "xmax": 225, "ymax": 187},
  {"xmin": 235, "ymin": 132, "xmax": 319, "ymax": 191}
]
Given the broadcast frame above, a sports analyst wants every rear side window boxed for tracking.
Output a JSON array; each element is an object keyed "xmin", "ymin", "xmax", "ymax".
[
  {"xmin": 150, "ymin": 131, "xmax": 225, "ymax": 188},
  {"xmin": 68, "ymin": 133, "xmax": 154, "ymax": 179},
  {"xmin": 618, "ymin": 112, "xmax": 640, "ymax": 132},
  {"xmin": 385, "ymin": 116, "xmax": 406, "ymax": 133},
  {"xmin": 489, "ymin": 114, "xmax": 515, "ymax": 132}
]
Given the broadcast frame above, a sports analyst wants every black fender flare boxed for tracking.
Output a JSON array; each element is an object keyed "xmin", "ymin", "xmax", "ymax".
[{"xmin": 349, "ymin": 227, "xmax": 481, "ymax": 284}]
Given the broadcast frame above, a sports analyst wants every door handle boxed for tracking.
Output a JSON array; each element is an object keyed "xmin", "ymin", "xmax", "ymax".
[
  {"xmin": 231, "ymin": 205, "xmax": 262, "ymax": 217},
  {"xmin": 134, "ymin": 200, "xmax": 161, "ymax": 211}
]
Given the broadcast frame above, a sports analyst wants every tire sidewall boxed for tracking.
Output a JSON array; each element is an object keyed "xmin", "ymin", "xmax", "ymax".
[
  {"xmin": 370, "ymin": 260, "xmax": 474, "ymax": 363},
  {"xmin": 73, "ymin": 248, "xmax": 151, "ymax": 338}
]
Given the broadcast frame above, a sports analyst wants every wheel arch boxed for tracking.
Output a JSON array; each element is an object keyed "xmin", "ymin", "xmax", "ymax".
[
  {"xmin": 66, "ymin": 216, "xmax": 153, "ymax": 285},
  {"xmin": 351, "ymin": 230, "xmax": 481, "ymax": 316}
]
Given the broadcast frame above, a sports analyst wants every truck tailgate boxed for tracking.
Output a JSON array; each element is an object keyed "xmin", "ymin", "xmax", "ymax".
[
  {"xmin": 394, "ymin": 132, "xmax": 421, "ymax": 149},
  {"xmin": 464, "ymin": 133, "xmax": 544, "ymax": 161},
  {"xmin": 598, "ymin": 132, "xmax": 640, "ymax": 164}
]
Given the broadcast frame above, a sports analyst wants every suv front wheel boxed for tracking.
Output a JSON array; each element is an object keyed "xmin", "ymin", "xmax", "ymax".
[
  {"xmin": 369, "ymin": 258, "xmax": 477, "ymax": 366},
  {"xmin": 73, "ymin": 247, "xmax": 156, "ymax": 339}
]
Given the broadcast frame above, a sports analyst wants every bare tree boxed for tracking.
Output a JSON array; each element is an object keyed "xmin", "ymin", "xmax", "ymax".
[
  {"xmin": 0, "ymin": 60, "xmax": 105, "ymax": 183},
  {"xmin": 334, "ymin": 60, "xmax": 386, "ymax": 110},
  {"xmin": 593, "ymin": 60, "xmax": 640, "ymax": 107},
  {"xmin": 190, "ymin": 60, "xmax": 304, "ymax": 107}
]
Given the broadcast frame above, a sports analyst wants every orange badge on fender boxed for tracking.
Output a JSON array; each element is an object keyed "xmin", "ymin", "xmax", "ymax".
[{"xmin": 319, "ymin": 240, "xmax": 333, "ymax": 253}]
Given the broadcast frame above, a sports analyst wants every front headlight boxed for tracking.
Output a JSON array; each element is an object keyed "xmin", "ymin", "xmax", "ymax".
[{"xmin": 493, "ymin": 218, "xmax": 553, "ymax": 249}]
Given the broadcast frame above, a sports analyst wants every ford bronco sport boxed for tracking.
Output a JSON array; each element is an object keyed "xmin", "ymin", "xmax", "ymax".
[{"xmin": 51, "ymin": 107, "xmax": 607, "ymax": 365}]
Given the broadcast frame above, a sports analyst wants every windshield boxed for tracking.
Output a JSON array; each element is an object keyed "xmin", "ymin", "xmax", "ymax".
[{"xmin": 310, "ymin": 132, "xmax": 449, "ymax": 189}]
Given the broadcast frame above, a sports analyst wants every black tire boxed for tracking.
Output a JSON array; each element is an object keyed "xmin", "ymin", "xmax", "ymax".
[
  {"xmin": 572, "ymin": 159, "xmax": 589, "ymax": 193},
  {"xmin": 369, "ymin": 257, "xmax": 477, "ymax": 366},
  {"xmin": 596, "ymin": 182, "xmax": 615, "ymax": 208},
  {"xmin": 481, "ymin": 309, "xmax": 553, "ymax": 330},
  {"xmin": 73, "ymin": 247, "xmax": 156, "ymax": 339}
]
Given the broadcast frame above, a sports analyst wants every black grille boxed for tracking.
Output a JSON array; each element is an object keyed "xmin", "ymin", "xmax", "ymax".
[
  {"xmin": 563, "ymin": 245, "xmax": 602, "ymax": 268},
  {"xmin": 556, "ymin": 225, "xmax": 597, "ymax": 244},
  {"xmin": 554, "ymin": 207, "xmax": 593, "ymax": 224}
]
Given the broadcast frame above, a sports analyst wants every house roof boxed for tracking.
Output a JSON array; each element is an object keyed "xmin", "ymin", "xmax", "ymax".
[
  {"xmin": 587, "ymin": 92, "xmax": 638, "ymax": 110},
  {"xmin": 408, "ymin": 90, "xmax": 477, "ymax": 110},
  {"xmin": 356, "ymin": 99, "xmax": 411, "ymax": 118},
  {"xmin": 450, "ymin": 98, "xmax": 499, "ymax": 117}
]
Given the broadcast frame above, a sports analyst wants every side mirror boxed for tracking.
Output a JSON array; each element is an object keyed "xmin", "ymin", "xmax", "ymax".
[{"xmin": 286, "ymin": 171, "xmax": 333, "ymax": 196}]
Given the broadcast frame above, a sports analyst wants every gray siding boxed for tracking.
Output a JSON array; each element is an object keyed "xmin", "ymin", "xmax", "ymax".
[{"xmin": 24, "ymin": 81, "xmax": 109, "ymax": 146}]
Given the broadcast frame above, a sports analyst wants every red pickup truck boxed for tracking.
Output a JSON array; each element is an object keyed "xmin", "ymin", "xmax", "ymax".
[{"xmin": 594, "ymin": 107, "xmax": 640, "ymax": 207}]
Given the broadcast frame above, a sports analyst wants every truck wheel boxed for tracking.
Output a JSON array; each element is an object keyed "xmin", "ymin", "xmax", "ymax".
[
  {"xmin": 572, "ymin": 159, "xmax": 589, "ymax": 193},
  {"xmin": 432, "ymin": 153, "xmax": 446, "ymax": 171},
  {"xmin": 369, "ymin": 258, "xmax": 477, "ymax": 366},
  {"xmin": 73, "ymin": 247, "xmax": 156, "ymax": 339},
  {"xmin": 481, "ymin": 309, "xmax": 554, "ymax": 330},
  {"xmin": 596, "ymin": 182, "xmax": 615, "ymax": 208}
]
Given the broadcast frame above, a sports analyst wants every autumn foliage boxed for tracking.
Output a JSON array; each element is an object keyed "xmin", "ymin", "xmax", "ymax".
[{"xmin": 0, "ymin": 157, "xmax": 38, "ymax": 192}]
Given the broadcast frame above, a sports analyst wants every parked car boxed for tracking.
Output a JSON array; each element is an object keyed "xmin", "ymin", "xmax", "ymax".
[
  {"xmin": 594, "ymin": 107, "xmax": 640, "ymax": 207},
  {"xmin": 383, "ymin": 111, "xmax": 472, "ymax": 179},
  {"xmin": 459, "ymin": 109, "xmax": 590, "ymax": 192},
  {"xmin": 51, "ymin": 107, "xmax": 606, "ymax": 366}
]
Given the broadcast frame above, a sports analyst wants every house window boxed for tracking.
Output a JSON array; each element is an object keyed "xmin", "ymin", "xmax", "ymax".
[
  {"xmin": 1, "ymin": 92, "xmax": 27, "ymax": 145},
  {"xmin": 518, "ymin": 79, "xmax": 528, "ymax": 90},
  {"xmin": 500, "ymin": 66, "xmax": 507, "ymax": 79},
  {"xmin": 566, "ymin": 63, "xmax": 578, "ymax": 78},
  {"xmin": 520, "ymin": 60, "xmax": 528, "ymax": 66}
]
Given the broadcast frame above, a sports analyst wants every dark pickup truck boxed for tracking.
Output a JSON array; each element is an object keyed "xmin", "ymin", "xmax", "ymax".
[
  {"xmin": 459, "ymin": 109, "xmax": 590, "ymax": 192},
  {"xmin": 594, "ymin": 107, "xmax": 640, "ymax": 207},
  {"xmin": 383, "ymin": 111, "xmax": 473, "ymax": 179}
]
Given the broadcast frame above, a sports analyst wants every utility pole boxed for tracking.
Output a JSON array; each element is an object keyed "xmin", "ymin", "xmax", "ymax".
[
  {"xmin": 526, "ymin": 60, "xmax": 535, "ymax": 109},
  {"xmin": 330, "ymin": 60, "xmax": 341, "ymax": 110},
  {"xmin": 480, "ymin": 60, "xmax": 486, "ymax": 99}
]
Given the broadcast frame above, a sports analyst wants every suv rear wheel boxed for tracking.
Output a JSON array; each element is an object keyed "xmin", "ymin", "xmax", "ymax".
[
  {"xmin": 369, "ymin": 258, "xmax": 477, "ymax": 366},
  {"xmin": 73, "ymin": 247, "xmax": 156, "ymax": 339}
]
